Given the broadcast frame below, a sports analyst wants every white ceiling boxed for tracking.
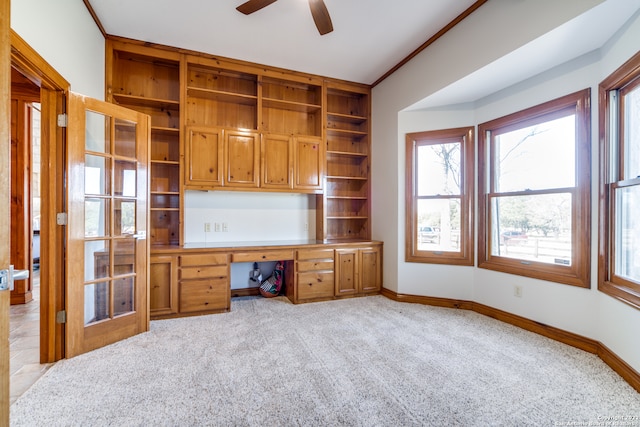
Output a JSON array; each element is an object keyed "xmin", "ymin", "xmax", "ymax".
[
  {"xmin": 86, "ymin": 0, "xmax": 479, "ymax": 85},
  {"xmin": 408, "ymin": 0, "xmax": 640, "ymax": 110}
]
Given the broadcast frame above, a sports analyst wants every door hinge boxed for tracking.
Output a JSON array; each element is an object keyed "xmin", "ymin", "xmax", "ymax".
[
  {"xmin": 56, "ymin": 310, "xmax": 67, "ymax": 324},
  {"xmin": 56, "ymin": 212, "xmax": 67, "ymax": 226},
  {"xmin": 57, "ymin": 113, "xmax": 68, "ymax": 128}
]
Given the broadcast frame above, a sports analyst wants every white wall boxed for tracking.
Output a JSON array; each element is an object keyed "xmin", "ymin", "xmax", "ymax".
[
  {"xmin": 11, "ymin": 0, "xmax": 105, "ymax": 99},
  {"xmin": 372, "ymin": 0, "xmax": 640, "ymax": 373},
  {"xmin": 184, "ymin": 190, "xmax": 316, "ymax": 290},
  {"xmin": 184, "ymin": 191, "xmax": 316, "ymax": 244}
]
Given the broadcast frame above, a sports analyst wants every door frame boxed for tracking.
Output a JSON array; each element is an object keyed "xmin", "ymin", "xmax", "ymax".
[
  {"xmin": 10, "ymin": 31, "xmax": 69, "ymax": 363},
  {"xmin": 2, "ymin": 0, "xmax": 11, "ymax": 421}
]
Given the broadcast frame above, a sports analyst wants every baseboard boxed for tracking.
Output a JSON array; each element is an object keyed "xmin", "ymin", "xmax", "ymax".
[
  {"xmin": 598, "ymin": 343, "xmax": 640, "ymax": 392},
  {"xmin": 381, "ymin": 288, "xmax": 640, "ymax": 393},
  {"xmin": 231, "ymin": 287, "xmax": 260, "ymax": 298},
  {"xmin": 380, "ymin": 288, "xmax": 473, "ymax": 310}
]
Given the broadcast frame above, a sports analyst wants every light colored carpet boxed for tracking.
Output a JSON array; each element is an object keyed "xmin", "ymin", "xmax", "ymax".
[{"xmin": 10, "ymin": 295, "xmax": 640, "ymax": 426}]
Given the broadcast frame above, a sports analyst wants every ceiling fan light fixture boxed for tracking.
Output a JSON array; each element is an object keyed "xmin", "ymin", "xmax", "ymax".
[{"xmin": 236, "ymin": 0, "xmax": 334, "ymax": 35}]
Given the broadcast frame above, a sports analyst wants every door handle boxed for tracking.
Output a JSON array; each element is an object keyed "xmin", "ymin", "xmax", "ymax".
[
  {"xmin": 0, "ymin": 265, "xmax": 30, "ymax": 291},
  {"xmin": 133, "ymin": 231, "xmax": 146, "ymax": 240}
]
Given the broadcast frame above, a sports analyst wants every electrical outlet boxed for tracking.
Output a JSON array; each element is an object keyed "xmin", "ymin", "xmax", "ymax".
[
  {"xmin": 204, "ymin": 223, "xmax": 211, "ymax": 233},
  {"xmin": 222, "ymin": 223, "xmax": 228, "ymax": 232},
  {"xmin": 305, "ymin": 223, "xmax": 309, "ymax": 231},
  {"xmin": 514, "ymin": 285, "xmax": 523, "ymax": 298},
  {"xmin": 214, "ymin": 223, "xmax": 221, "ymax": 232}
]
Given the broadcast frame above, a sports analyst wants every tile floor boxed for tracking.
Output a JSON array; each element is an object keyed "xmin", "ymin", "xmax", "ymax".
[{"xmin": 9, "ymin": 270, "xmax": 53, "ymax": 405}]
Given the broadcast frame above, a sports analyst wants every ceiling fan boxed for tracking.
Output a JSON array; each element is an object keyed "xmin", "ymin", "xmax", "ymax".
[{"xmin": 236, "ymin": 0, "xmax": 334, "ymax": 35}]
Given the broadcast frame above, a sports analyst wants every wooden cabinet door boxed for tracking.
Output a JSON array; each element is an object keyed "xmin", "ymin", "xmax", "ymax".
[
  {"xmin": 225, "ymin": 129, "xmax": 260, "ymax": 188},
  {"xmin": 359, "ymin": 246, "xmax": 381, "ymax": 293},
  {"xmin": 294, "ymin": 136, "xmax": 323, "ymax": 191},
  {"xmin": 261, "ymin": 133, "xmax": 292, "ymax": 189},
  {"xmin": 185, "ymin": 127, "xmax": 223, "ymax": 188},
  {"xmin": 335, "ymin": 249, "xmax": 358, "ymax": 296},
  {"xmin": 149, "ymin": 255, "xmax": 178, "ymax": 317}
]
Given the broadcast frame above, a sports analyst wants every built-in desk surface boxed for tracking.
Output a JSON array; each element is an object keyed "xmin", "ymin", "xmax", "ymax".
[{"xmin": 148, "ymin": 239, "xmax": 383, "ymax": 319}]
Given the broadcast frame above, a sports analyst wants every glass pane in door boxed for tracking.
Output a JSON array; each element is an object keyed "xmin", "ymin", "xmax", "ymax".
[
  {"xmin": 114, "ymin": 160, "xmax": 137, "ymax": 197},
  {"xmin": 113, "ymin": 277, "xmax": 134, "ymax": 317},
  {"xmin": 86, "ymin": 111, "xmax": 110, "ymax": 153},
  {"xmin": 114, "ymin": 199, "xmax": 136, "ymax": 236},
  {"xmin": 85, "ymin": 240, "xmax": 109, "ymax": 282},
  {"xmin": 83, "ymin": 109, "xmax": 139, "ymax": 327},
  {"xmin": 84, "ymin": 281, "xmax": 110, "ymax": 325},
  {"xmin": 114, "ymin": 118, "xmax": 136, "ymax": 158}
]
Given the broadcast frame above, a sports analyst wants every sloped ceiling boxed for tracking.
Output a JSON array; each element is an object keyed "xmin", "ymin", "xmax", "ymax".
[{"xmin": 85, "ymin": 0, "xmax": 481, "ymax": 85}]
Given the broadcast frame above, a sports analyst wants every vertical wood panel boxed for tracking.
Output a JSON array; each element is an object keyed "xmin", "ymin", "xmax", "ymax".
[
  {"xmin": 1, "ymin": 0, "xmax": 12, "ymax": 421},
  {"xmin": 10, "ymin": 96, "xmax": 33, "ymax": 305}
]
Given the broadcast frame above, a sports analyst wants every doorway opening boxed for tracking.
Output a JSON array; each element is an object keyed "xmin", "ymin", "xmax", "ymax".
[
  {"xmin": 8, "ymin": 31, "xmax": 69, "ymax": 407},
  {"xmin": 8, "ymin": 67, "xmax": 51, "ymax": 404}
]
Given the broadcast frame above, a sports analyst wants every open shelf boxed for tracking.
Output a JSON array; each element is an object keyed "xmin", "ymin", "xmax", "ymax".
[
  {"xmin": 327, "ymin": 128, "xmax": 368, "ymax": 138},
  {"xmin": 262, "ymin": 98, "xmax": 322, "ymax": 113},
  {"xmin": 110, "ymin": 43, "xmax": 183, "ymax": 247},
  {"xmin": 187, "ymin": 87, "xmax": 257, "ymax": 105},
  {"xmin": 327, "ymin": 150, "xmax": 368, "ymax": 158},
  {"xmin": 188, "ymin": 66, "xmax": 257, "ymax": 97},
  {"xmin": 112, "ymin": 50, "xmax": 180, "ymax": 102},
  {"xmin": 112, "ymin": 94, "xmax": 180, "ymax": 110}
]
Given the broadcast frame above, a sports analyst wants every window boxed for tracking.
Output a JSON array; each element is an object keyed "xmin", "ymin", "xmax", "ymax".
[
  {"xmin": 405, "ymin": 127, "xmax": 474, "ymax": 265},
  {"xmin": 599, "ymin": 51, "xmax": 640, "ymax": 309},
  {"xmin": 478, "ymin": 90, "xmax": 591, "ymax": 287}
]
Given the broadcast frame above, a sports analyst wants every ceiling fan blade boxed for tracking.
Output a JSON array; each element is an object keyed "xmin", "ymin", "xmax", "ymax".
[
  {"xmin": 308, "ymin": 0, "xmax": 333, "ymax": 35},
  {"xmin": 236, "ymin": 0, "xmax": 278, "ymax": 15}
]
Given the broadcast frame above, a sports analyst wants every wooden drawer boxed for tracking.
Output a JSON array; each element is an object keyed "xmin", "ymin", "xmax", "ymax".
[
  {"xmin": 179, "ymin": 278, "xmax": 229, "ymax": 313},
  {"xmin": 297, "ymin": 272, "xmax": 334, "ymax": 300},
  {"xmin": 297, "ymin": 260, "xmax": 334, "ymax": 272},
  {"xmin": 232, "ymin": 249, "xmax": 293, "ymax": 263},
  {"xmin": 180, "ymin": 265, "xmax": 228, "ymax": 280},
  {"xmin": 297, "ymin": 248, "xmax": 334, "ymax": 261},
  {"xmin": 180, "ymin": 253, "xmax": 228, "ymax": 266}
]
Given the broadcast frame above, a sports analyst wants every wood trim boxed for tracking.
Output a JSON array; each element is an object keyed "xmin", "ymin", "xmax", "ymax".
[
  {"xmin": 82, "ymin": 0, "xmax": 107, "ymax": 38},
  {"xmin": 597, "ymin": 51, "xmax": 640, "ymax": 311},
  {"xmin": 471, "ymin": 301, "xmax": 599, "ymax": 354},
  {"xmin": 372, "ymin": 0, "xmax": 488, "ymax": 87},
  {"xmin": 1, "ymin": 0, "xmax": 11, "ymax": 420},
  {"xmin": 381, "ymin": 288, "xmax": 640, "ymax": 393},
  {"xmin": 477, "ymin": 89, "xmax": 592, "ymax": 288},
  {"xmin": 404, "ymin": 127, "xmax": 475, "ymax": 266},
  {"xmin": 380, "ymin": 288, "xmax": 473, "ymax": 310},
  {"xmin": 598, "ymin": 343, "xmax": 640, "ymax": 393},
  {"xmin": 39, "ymin": 88, "xmax": 66, "ymax": 362},
  {"xmin": 10, "ymin": 30, "xmax": 70, "ymax": 363}
]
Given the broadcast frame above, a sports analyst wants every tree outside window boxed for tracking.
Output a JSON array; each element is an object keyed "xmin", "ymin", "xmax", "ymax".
[
  {"xmin": 405, "ymin": 127, "xmax": 474, "ymax": 265},
  {"xmin": 478, "ymin": 89, "xmax": 591, "ymax": 287}
]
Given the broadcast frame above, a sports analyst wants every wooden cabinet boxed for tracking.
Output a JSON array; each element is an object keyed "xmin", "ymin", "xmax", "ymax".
[
  {"xmin": 178, "ymin": 253, "xmax": 230, "ymax": 314},
  {"xmin": 359, "ymin": 246, "xmax": 382, "ymax": 293},
  {"xmin": 335, "ymin": 249, "xmax": 358, "ymax": 296},
  {"xmin": 185, "ymin": 127, "xmax": 224, "ymax": 188},
  {"xmin": 225, "ymin": 130, "xmax": 260, "ymax": 188},
  {"xmin": 149, "ymin": 254, "xmax": 178, "ymax": 317},
  {"xmin": 149, "ymin": 242, "xmax": 380, "ymax": 317},
  {"xmin": 107, "ymin": 40, "xmax": 182, "ymax": 246},
  {"xmin": 335, "ymin": 244, "xmax": 381, "ymax": 296},
  {"xmin": 294, "ymin": 136, "xmax": 323, "ymax": 191},
  {"xmin": 323, "ymin": 83, "xmax": 371, "ymax": 240},
  {"xmin": 106, "ymin": 37, "xmax": 372, "ymax": 246},
  {"xmin": 289, "ymin": 248, "xmax": 335, "ymax": 303},
  {"xmin": 261, "ymin": 133, "xmax": 293, "ymax": 190}
]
